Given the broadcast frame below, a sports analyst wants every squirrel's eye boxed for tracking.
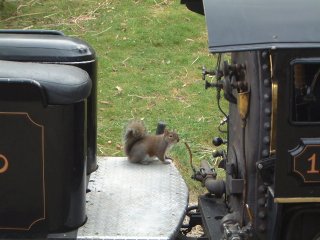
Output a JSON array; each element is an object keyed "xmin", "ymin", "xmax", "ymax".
[{"xmin": 169, "ymin": 135, "xmax": 173, "ymax": 138}]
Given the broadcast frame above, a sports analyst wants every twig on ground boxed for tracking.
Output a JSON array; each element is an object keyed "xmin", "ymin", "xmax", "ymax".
[
  {"xmin": 23, "ymin": 25, "xmax": 34, "ymax": 30},
  {"xmin": 191, "ymin": 56, "xmax": 199, "ymax": 65},
  {"xmin": 92, "ymin": 26, "xmax": 112, "ymax": 36},
  {"xmin": 4, "ymin": 12, "xmax": 45, "ymax": 22},
  {"xmin": 128, "ymin": 94, "xmax": 156, "ymax": 99},
  {"xmin": 44, "ymin": 12, "xmax": 60, "ymax": 19},
  {"xmin": 122, "ymin": 57, "xmax": 130, "ymax": 65}
]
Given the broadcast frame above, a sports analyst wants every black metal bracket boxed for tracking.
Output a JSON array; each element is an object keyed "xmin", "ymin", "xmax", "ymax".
[{"xmin": 256, "ymin": 157, "xmax": 275, "ymax": 185}]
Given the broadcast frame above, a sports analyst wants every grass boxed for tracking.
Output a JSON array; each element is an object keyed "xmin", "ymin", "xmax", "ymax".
[{"xmin": 0, "ymin": 0, "xmax": 227, "ymax": 200}]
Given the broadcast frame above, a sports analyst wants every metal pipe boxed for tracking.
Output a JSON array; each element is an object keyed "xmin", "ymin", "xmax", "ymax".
[{"xmin": 200, "ymin": 160, "xmax": 225, "ymax": 198}]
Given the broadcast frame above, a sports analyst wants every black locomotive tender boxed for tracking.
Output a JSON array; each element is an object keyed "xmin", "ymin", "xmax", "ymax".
[{"xmin": 1, "ymin": 0, "xmax": 320, "ymax": 239}]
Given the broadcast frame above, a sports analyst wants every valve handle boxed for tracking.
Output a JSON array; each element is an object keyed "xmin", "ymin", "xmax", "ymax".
[
  {"xmin": 202, "ymin": 66, "xmax": 216, "ymax": 81},
  {"xmin": 212, "ymin": 137, "xmax": 226, "ymax": 146}
]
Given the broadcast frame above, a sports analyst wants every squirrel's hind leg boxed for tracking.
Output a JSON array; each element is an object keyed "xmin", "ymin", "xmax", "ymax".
[
  {"xmin": 127, "ymin": 151, "xmax": 145, "ymax": 163},
  {"xmin": 140, "ymin": 155, "xmax": 155, "ymax": 165}
]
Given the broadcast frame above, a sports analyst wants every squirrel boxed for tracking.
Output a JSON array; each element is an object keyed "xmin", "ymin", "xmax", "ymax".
[{"xmin": 123, "ymin": 120, "xmax": 179, "ymax": 164}]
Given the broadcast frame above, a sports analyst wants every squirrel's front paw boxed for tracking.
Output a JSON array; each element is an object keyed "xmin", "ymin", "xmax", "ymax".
[{"xmin": 163, "ymin": 159, "xmax": 172, "ymax": 164}]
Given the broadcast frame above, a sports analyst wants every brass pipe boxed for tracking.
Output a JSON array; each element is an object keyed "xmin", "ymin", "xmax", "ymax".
[
  {"xmin": 238, "ymin": 91, "xmax": 250, "ymax": 121},
  {"xmin": 270, "ymin": 54, "xmax": 277, "ymax": 155}
]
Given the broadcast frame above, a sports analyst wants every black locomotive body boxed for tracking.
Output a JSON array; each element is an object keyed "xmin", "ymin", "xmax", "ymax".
[
  {"xmin": 182, "ymin": 0, "xmax": 320, "ymax": 239},
  {"xmin": 221, "ymin": 49, "xmax": 320, "ymax": 240}
]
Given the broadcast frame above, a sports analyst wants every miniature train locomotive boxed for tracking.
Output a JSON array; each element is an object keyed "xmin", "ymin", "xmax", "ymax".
[{"xmin": 181, "ymin": 0, "xmax": 320, "ymax": 239}]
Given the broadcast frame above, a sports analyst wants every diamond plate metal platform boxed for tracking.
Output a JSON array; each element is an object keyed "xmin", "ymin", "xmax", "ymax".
[{"xmin": 49, "ymin": 157, "xmax": 189, "ymax": 240}]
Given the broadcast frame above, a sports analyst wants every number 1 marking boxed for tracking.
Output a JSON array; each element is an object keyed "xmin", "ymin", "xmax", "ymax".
[{"xmin": 307, "ymin": 153, "xmax": 319, "ymax": 174}]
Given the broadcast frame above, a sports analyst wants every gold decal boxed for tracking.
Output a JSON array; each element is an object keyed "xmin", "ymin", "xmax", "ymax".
[
  {"xmin": 307, "ymin": 153, "xmax": 319, "ymax": 174},
  {"xmin": 291, "ymin": 142, "xmax": 320, "ymax": 183},
  {"xmin": 0, "ymin": 154, "xmax": 8, "ymax": 174}
]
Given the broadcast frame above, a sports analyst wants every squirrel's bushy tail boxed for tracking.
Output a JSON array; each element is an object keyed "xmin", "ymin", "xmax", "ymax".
[{"xmin": 123, "ymin": 120, "xmax": 147, "ymax": 156}]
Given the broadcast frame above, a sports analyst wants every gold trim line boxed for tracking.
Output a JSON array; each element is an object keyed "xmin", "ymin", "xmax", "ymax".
[
  {"xmin": 0, "ymin": 112, "xmax": 46, "ymax": 230},
  {"xmin": 275, "ymin": 197, "xmax": 320, "ymax": 203}
]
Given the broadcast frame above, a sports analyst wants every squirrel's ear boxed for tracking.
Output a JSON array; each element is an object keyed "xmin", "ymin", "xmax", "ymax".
[{"xmin": 164, "ymin": 129, "xmax": 169, "ymax": 135}]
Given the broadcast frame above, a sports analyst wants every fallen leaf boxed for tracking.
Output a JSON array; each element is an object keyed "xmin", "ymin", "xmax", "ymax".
[
  {"xmin": 197, "ymin": 116, "xmax": 205, "ymax": 122},
  {"xmin": 116, "ymin": 144, "xmax": 122, "ymax": 150},
  {"xmin": 115, "ymin": 86, "xmax": 123, "ymax": 94}
]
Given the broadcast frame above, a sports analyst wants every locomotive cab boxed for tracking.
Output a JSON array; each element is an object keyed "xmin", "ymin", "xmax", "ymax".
[{"xmin": 182, "ymin": 0, "xmax": 320, "ymax": 239}]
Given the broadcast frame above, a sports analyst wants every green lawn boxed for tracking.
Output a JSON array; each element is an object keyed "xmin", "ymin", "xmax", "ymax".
[{"xmin": 0, "ymin": 0, "xmax": 227, "ymax": 199}]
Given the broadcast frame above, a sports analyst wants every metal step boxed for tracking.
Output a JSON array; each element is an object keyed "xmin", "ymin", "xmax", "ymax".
[
  {"xmin": 49, "ymin": 157, "xmax": 189, "ymax": 240},
  {"xmin": 198, "ymin": 195, "xmax": 228, "ymax": 240}
]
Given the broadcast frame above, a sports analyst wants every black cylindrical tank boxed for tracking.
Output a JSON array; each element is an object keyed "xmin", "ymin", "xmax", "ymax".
[
  {"xmin": 0, "ymin": 60, "xmax": 92, "ymax": 233},
  {"xmin": 0, "ymin": 29, "xmax": 98, "ymax": 175}
]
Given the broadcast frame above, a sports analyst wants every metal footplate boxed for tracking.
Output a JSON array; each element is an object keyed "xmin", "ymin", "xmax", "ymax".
[
  {"xmin": 49, "ymin": 157, "xmax": 189, "ymax": 240},
  {"xmin": 198, "ymin": 196, "xmax": 228, "ymax": 240}
]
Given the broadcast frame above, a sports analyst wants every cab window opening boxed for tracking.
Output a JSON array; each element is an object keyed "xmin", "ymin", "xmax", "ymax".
[{"xmin": 292, "ymin": 62, "xmax": 320, "ymax": 122}]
